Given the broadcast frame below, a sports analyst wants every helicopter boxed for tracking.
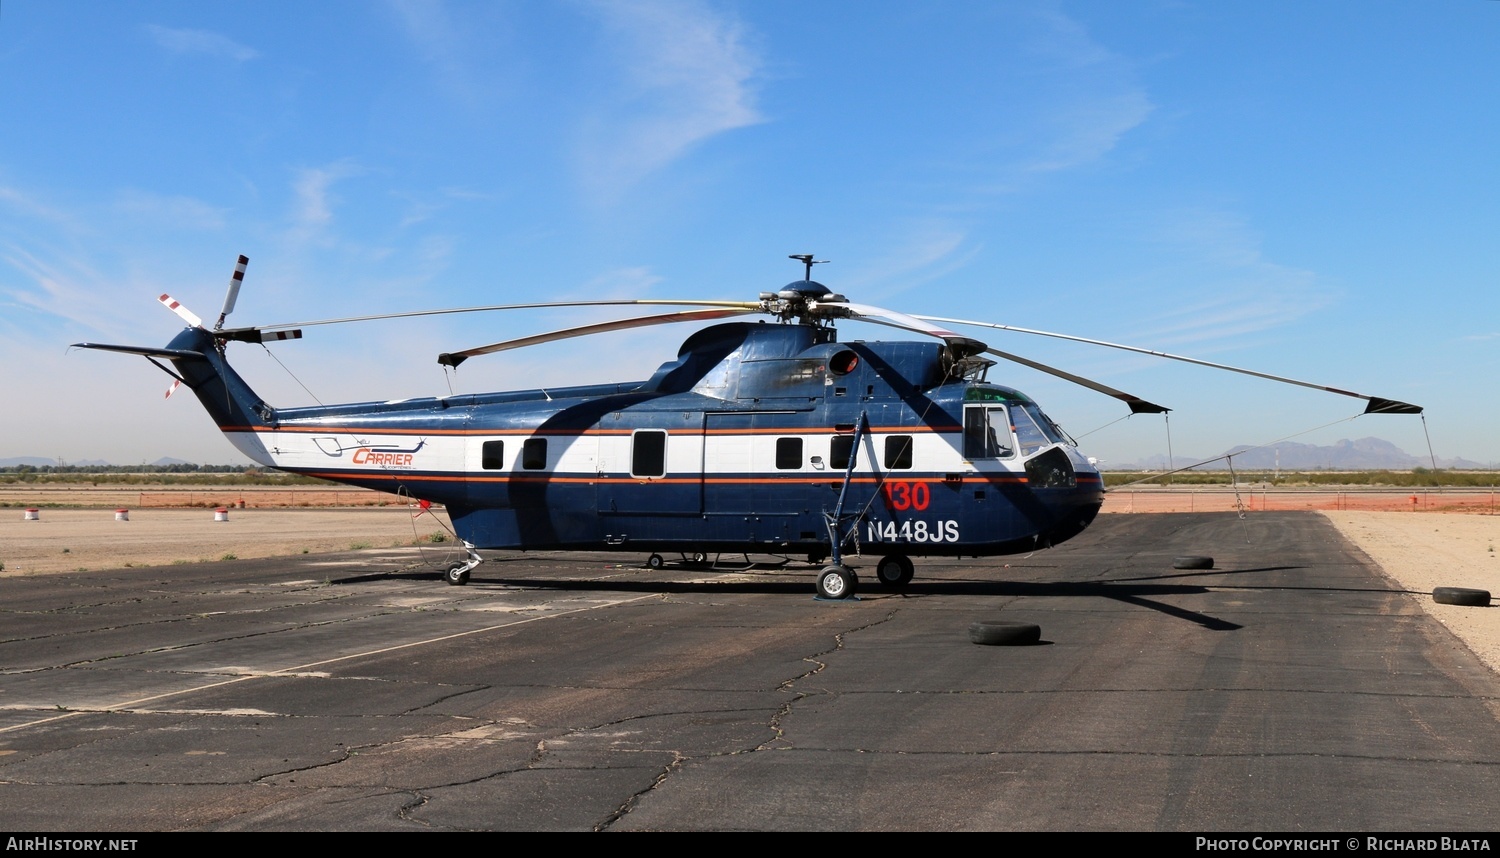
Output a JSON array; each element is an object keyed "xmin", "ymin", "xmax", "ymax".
[{"xmin": 73, "ymin": 254, "xmax": 1422, "ymax": 599}]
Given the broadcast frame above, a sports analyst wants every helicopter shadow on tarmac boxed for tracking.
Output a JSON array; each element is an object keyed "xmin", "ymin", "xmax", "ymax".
[{"xmin": 338, "ymin": 561, "xmax": 1258, "ymax": 631}]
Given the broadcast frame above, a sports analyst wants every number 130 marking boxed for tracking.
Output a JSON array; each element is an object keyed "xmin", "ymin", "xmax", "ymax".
[{"xmin": 882, "ymin": 480, "xmax": 930, "ymax": 511}]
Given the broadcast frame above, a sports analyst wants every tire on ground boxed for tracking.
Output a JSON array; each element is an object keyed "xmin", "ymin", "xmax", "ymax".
[
  {"xmin": 1433, "ymin": 586, "xmax": 1491, "ymax": 607},
  {"xmin": 968, "ymin": 619, "xmax": 1042, "ymax": 646},
  {"xmin": 1173, "ymin": 556, "xmax": 1214, "ymax": 570}
]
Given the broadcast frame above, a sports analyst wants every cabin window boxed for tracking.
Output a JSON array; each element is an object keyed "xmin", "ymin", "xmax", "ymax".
[
  {"xmin": 522, "ymin": 437, "xmax": 547, "ymax": 470},
  {"xmin": 884, "ymin": 435, "xmax": 913, "ymax": 470},
  {"xmin": 830, "ymin": 435, "xmax": 855, "ymax": 470},
  {"xmin": 963, "ymin": 405, "xmax": 1014, "ymax": 459},
  {"xmin": 632, "ymin": 430, "xmax": 667, "ymax": 478},
  {"xmin": 776, "ymin": 437, "xmax": 803, "ymax": 470},
  {"xmin": 481, "ymin": 440, "xmax": 505, "ymax": 470}
]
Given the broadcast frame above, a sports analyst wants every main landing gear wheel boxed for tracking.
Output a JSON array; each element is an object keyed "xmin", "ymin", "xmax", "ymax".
[
  {"xmin": 816, "ymin": 565, "xmax": 858, "ymax": 600},
  {"xmin": 875, "ymin": 553, "xmax": 915, "ymax": 589},
  {"xmin": 692, "ymin": 552, "xmax": 709, "ymax": 565},
  {"xmin": 647, "ymin": 553, "xmax": 666, "ymax": 569},
  {"xmin": 445, "ymin": 562, "xmax": 470, "ymax": 586}
]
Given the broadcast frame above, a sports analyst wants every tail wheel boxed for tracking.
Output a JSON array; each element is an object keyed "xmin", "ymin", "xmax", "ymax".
[
  {"xmin": 816, "ymin": 565, "xmax": 858, "ymax": 600},
  {"xmin": 875, "ymin": 554, "xmax": 914, "ymax": 589},
  {"xmin": 445, "ymin": 562, "xmax": 470, "ymax": 586}
]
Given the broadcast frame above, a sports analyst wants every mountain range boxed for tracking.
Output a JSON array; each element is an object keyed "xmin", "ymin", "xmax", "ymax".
[{"xmin": 1116, "ymin": 437, "xmax": 1488, "ymax": 471}]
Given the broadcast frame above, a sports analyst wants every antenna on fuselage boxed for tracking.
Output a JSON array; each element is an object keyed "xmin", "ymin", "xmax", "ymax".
[{"xmin": 789, "ymin": 254, "xmax": 828, "ymax": 281}]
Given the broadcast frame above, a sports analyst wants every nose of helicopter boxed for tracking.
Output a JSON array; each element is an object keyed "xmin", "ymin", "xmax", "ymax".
[
  {"xmin": 1029, "ymin": 447, "xmax": 1105, "ymax": 547},
  {"xmin": 1038, "ymin": 485, "xmax": 1104, "ymax": 546}
]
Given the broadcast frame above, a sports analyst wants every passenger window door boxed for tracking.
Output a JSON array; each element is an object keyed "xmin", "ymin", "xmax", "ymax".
[{"xmin": 963, "ymin": 405, "xmax": 1014, "ymax": 459}]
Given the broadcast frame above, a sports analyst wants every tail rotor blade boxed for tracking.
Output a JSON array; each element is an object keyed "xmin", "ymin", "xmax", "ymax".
[
  {"xmin": 214, "ymin": 254, "xmax": 249, "ymax": 331},
  {"xmin": 158, "ymin": 294, "xmax": 204, "ymax": 329}
]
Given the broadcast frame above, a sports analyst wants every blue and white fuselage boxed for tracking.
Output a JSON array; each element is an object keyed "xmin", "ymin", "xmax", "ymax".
[{"xmin": 166, "ymin": 319, "xmax": 1102, "ymax": 563}]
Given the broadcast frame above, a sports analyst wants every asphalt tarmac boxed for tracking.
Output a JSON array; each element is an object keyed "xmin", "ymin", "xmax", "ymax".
[{"xmin": 3, "ymin": 511, "xmax": 1499, "ymax": 832}]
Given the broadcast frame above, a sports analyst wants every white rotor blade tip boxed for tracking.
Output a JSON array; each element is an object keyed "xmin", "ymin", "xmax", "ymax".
[{"xmin": 159, "ymin": 294, "xmax": 203, "ymax": 328}]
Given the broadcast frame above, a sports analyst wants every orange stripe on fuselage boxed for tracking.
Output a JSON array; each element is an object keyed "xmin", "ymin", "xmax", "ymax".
[{"xmin": 228, "ymin": 424, "xmax": 956, "ymax": 438}]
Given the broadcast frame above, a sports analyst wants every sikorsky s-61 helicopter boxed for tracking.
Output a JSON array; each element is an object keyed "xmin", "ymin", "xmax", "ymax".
[{"xmin": 75, "ymin": 254, "xmax": 1421, "ymax": 599}]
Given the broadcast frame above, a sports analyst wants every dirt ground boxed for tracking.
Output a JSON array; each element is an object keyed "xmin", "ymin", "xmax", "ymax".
[
  {"xmin": 0, "ymin": 507, "xmax": 459, "ymax": 574},
  {"xmin": 1102, "ymin": 487, "xmax": 1500, "ymax": 514},
  {"xmin": 1321, "ymin": 510, "xmax": 1500, "ymax": 670}
]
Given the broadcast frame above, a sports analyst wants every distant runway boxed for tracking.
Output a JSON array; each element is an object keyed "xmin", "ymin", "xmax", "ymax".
[{"xmin": 2, "ymin": 512, "xmax": 1499, "ymax": 831}]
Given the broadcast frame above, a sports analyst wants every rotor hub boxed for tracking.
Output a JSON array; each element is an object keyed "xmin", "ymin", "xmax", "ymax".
[{"xmin": 777, "ymin": 280, "xmax": 833, "ymax": 301}]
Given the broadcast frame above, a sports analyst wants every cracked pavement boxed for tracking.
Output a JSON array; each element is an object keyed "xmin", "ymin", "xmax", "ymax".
[{"xmin": 4, "ymin": 513, "xmax": 1500, "ymax": 830}]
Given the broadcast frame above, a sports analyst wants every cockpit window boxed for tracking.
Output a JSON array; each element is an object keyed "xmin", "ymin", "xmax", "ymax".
[
  {"xmin": 963, "ymin": 405, "xmax": 1014, "ymax": 459},
  {"xmin": 1021, "ymin": 403, "xmax": 1068, "ymax": 446},
  {"xmin": 1010, "ymin": 406, "xmax": 1054, "ymax": 458}
]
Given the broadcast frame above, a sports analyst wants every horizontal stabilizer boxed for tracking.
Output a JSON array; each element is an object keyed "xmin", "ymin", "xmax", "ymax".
[{"xmin": 70, "ymin": 342, "xmax": 208, "ymax": 360}]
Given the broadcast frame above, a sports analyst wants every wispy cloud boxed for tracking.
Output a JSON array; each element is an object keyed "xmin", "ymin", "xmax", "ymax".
[
  {"xmin": 385, "ymin": 0, "xmax": 492, "ymax": 106},
  {"xmin": 290, "ymin": 161, "xmax": 362, "ymax": 231},
  {"xmin": 114, "ymin": 190, "xmax": 226, "ymax": 232},
  {"xmin": 1018, "ymin": 9, "xmax": 1153, "ymax": 175},
  {"xmin": 1025, "ymin": 89, "xmax": 1153, "ymax": 175},
  {"xmin": 1127, "ymin": 210, "xmax": 1337, "ymax": 351},
  {"xmin": 843, "ymin": 224, "xmax": 978, "ymax": 304},
  {"xmin": 569, "ymin": 266, "xmax": 665, "ymax": 301},
  {"xmin": 0, "ymin": 185, "xmax": 79, "ymax": 229},
  {"xmin": 577, "ymin": 0, "xmax": 764, "ymax": 199},
  {"xmin": 0, "ymin": 245, "xmax": 131, "ymax": 336},
  {"xmin": 143, "ymin": 24, "xmax": 259, "ymax": 62}
]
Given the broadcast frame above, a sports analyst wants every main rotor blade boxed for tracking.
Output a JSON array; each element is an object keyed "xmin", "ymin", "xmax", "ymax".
[
  {"xmin": 919, "ymin": 315, "xmax": 1423, "ymax": 415},
  {"xmin": 984, "ymin": 347, "xmax": 1169, "ymax": 414},
  {"xmin": 821, "ymin": 301, "xmax": 1167, "ymax": 412},
  {"xmin": 817, "ymin": 301, "xmax": 988, "ymax": 357},
  {"xmin": 240, "ymin": 299, "xmax": 762, "ymax": 334},
  {"xmin": 438, "ymin": 307, "xmax": 760, "ymax": 367}
]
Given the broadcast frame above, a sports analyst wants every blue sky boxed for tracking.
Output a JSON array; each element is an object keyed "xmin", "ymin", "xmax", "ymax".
[{"xmin": 1, "ymin": 1, "xmax": 1496, "ymax": 467}]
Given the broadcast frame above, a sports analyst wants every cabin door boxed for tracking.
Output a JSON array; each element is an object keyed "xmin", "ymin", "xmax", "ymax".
[
  {"xmin": 594, "ymin": 411, "xmax": 703, "ymax": 517},
  {"xmin": 702, "ymin": 412, "xmax": 756, "ymax": 515}
]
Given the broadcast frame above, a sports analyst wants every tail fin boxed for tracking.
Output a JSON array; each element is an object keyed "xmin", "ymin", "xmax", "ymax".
[
  {"xmin": 72, "ymin": 255, "xmax": 298, "ymax": 466},
  {"xmin": 73, "ymin": 326, "xmax": 278, "ymax": 465}
]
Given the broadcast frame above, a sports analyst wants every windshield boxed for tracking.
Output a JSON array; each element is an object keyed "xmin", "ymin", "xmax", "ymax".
[{"xmin": 1010, "ymin": 406, "xmax": 1053, "ymax": 458}]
